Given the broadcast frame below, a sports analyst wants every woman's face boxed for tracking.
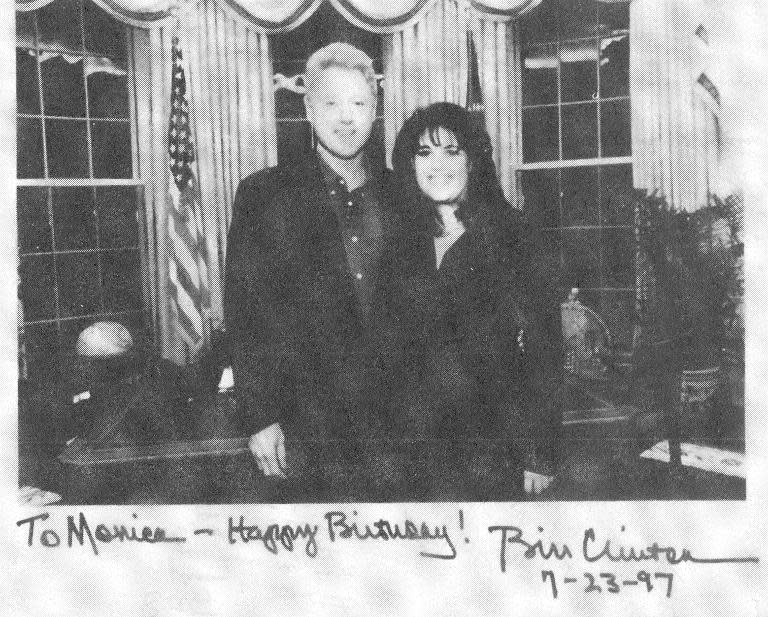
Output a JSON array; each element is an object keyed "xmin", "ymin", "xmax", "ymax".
[{"xmin": 413, "ymin": 127, "xmax": 469, "ymax": 204}]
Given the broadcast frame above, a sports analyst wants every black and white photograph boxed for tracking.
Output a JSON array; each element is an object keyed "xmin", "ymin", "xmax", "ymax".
[
  {"xmin": 4, "ymin": 0, "xmax": 766, "ymax": 613},
  {"xmin": 14, "ymin": 0, "xmax": 748, "ymax": 504}
]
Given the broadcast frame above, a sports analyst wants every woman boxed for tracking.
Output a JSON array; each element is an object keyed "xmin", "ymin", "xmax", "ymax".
[{"xmin": 386, "ymin": 102, "xmax": 561, "ymax": 500}]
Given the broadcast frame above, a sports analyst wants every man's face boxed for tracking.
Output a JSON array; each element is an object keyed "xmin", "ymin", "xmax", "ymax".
[{"xmin": 305, "ymin": 66, "xmax": 376, "ymax": 161}]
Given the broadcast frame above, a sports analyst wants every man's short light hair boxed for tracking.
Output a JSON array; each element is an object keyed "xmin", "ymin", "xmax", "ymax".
[{"xmin": 304, "ymin": 42, "xmax": 377, "ymax": 99}]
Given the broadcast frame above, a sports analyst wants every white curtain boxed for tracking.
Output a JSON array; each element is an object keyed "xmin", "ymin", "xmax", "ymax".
[
  {"xmin": 469, "ymin": 0, "xmax": 540, "ymax": 206},
  {"xmin": 382, "ymin": 0, "xmax": 469, "ymax": 163},
  {"xmin": 472, "ymin": 17, "xmax": 523, "ymax": 206},
  {"xmin": 692, "ymin": 78, "xmax": 721, "ymax": 205},
  {"xmin": 131, "ymin": 1, "xmax": 277, "ymax": 362},
  {"xmin": 630, "ymin": 0, "xmax": 715, "ymax": 212},
  {"xmin": 381, "ymin": 0, "xmax": 537, "ymax": 168}
]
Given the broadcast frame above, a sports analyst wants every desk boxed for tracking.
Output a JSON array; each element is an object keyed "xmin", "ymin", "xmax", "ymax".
[
  {"xmin": 54, "ymin": 386, "xmax": 527, "ymax": 504},
  {"xmin": 35, "ymin": 370, "xmax": 745, "ymax": 503}
]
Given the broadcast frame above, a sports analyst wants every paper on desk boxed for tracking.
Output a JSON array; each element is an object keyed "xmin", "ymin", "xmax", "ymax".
[{"xmin": 640, "ymin": 441, "xmax": 746, "ymax": 478}]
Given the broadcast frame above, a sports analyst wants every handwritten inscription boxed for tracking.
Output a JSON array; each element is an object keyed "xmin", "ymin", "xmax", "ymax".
[
  {"xmin": 541, "ymin": 570, "xmax": 675, "ymax": 598},
  {"xmin": 228, "ymin": 516, "xmax": 320, "ymax": 557},
  {"xmin": 15, "ymin": 510, "xmax": 457, "ymax": 560},
  {"xmin": 17, "ymin": 512, "xmax": 186, "ymax": 556},
  {"xmin": 14, "ymin": 509, "xmax": 761, "ymax": 587},
  {"xmin": 488, "ymin": 525, "xmax": 760, "ymax": 573},
  {"xmin": 324, "ymin": 510, "xmax": 457, "ymax": 559}
]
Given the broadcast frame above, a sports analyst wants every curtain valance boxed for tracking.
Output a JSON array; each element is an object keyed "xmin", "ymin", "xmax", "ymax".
[
  {"xmin": 17, "ymin": 0, "xmax": 543, "ymax": 30},
  {"xmin": 16, "ymin": 0, "xmax": 184, "ymax": 27},
  {"xmin": 469, "ymin": 0, "xmax": 540, "ymax": 23}
]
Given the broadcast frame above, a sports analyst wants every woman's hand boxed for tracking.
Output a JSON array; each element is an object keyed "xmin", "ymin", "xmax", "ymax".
[{"xmin": 524, "ymin": 470, "xmax": 554, "ymax": 496}]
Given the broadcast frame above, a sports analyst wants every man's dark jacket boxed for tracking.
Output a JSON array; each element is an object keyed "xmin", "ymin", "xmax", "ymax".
[{"xmin": 224, "ymin": 155, "xmax": 396, "ymax": 441}]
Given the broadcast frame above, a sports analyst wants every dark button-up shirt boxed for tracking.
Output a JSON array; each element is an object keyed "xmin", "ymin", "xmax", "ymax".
[{"xmin": 318, "ymin": 158, "xmax": 385, "ymax": 324}]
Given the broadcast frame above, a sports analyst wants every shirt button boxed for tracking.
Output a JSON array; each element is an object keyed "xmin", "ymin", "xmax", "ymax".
[
  {"xmin": 355, "ymin": 273, "xmax": 363, "ymax": 280},
  {"xmin": 351, "ymin": 236, "xmax": 359, "ymax": 243}
]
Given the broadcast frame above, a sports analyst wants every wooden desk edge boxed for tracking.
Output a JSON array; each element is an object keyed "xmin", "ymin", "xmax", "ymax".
[{"xmin": 58, "ymin": 436, "xmax": 250, "ymax": 466}]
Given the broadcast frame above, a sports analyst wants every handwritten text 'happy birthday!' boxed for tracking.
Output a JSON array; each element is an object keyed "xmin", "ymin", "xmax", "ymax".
[{"xmin": 17, "ymin": 510, "xmax": 759, "ymax": 589}]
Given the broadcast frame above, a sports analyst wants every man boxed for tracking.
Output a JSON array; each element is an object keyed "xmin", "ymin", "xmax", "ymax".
[{"xmin": 224, "ymin": 43, "xmax": 394, "ymax": 496}]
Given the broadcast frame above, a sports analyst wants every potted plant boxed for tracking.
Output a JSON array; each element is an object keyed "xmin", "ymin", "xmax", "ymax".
[
  {"xmin": 635, "ymin": 191, "xmax": 743, "ymax": 370},
  {"xmin": 633, "ymin": 190, "xmax": 744, "ymax": 463}
]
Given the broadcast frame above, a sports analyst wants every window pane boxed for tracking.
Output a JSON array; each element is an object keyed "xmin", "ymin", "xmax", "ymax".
[
  {"xmin": 19, "ymin": 255, "xmax": 57, "ymax": 320},
  {"xmin": 88, "ymin": 72, "xmax": 129, "ymax": 118},
  {"xmin": 602, "ymin": 228, "xmax": 635, "ymax": 287},
  {"xmin": 102, "ymin": 249, "xmax": 143, "ymax": 312},
  {"xmin": 275, "ymin": 1, "xmax": 383, "ymax": 71},
  {"xmin": 53, "ymin": 187, "xmax": 97, "ymax": 251},
  {"xmin": 91, "ymin": 121, "xmax": 132, "ymax": 178},
  {"xmin": 96, "ymin": 187, "xmax": 140, "ymax": 248},
  {"xmin": 600, "ymin": 164, "xmax": 635, "ymax": 226},
  {"xmin": 83, "ymin": 0, "xmax": 127, "ymax": 65},
  {"xmin": 520, "ymin": 0, "xmax": 558, "ymax": 44},
  {"xmin": 560, "ymin": 40, "xmax": 597, "ymax": 102},
  {"xmin": 557, "ymin": 0, "xmax": 598, "ymax": 39},
  {"xmin": 521, "ymin": 169, "xmax": 559, "ymax": 228},
  {"xmin": 18, "ymin": 187, "xmax": 51, "ymax": 254},
  {"xmin": 600, "ymin": 99, "xmax": 630, "ymax": 157},
  {"xmin": 16, "ymin": 11, "xmax": 36, "ymax": 48},
  {"xmin": 276, "ymin": 121, "xmax": 311, "ymax": 166},
  {"xmin": 115, "ymin": 310, "xmax": 151, "ymax": 349},
  {"xmin": 57, "ymin": 253, "xmax": 100, "ymax": 317},
  {"xmin": 523, "ymin": 107, "xmax": 559, "ymax": 162},
  {"xmin": 272, "ymin": 58, "xmax": 307, "ymax": 80},
  {"xmin": 598, "ymin": 1, "xmax": 629, "ymax": 33},
  {"xmin": 18, "ymin": 118, "xmax": 44, "ymax": 179},
  {"xmin": 562, "ymin": 229, "xmax": 601, "ymax": 288},
  {"xmin": 23, "ymin": 322, "xmax": 60, "ymax": 381},
  {"xmin": 37, "ymin": 0, "xmax": 82, "ymax": 52},
  {"xmin": 600, "ymin": 34, "xmax": 629, "ymax": 98},
  {"xmin": 274, "ymin": 88, "xmax": 306, "ymax": 120},
  {"xmin": 41, "ymin": 55, "xmax": 86, "ymax": 117},
  {"xmin": 562, "ymin": 102, "xmax": 597, "ymax": 159},
  {"xmin": 539, "ymin": 230, "xmax": 562, "ymax": 274},
  {"xmin": 522, "ymin": 44, "xmax": 558, "ymax": 105},
  {"xmin": 17, "ymin": 49, "xmax": 40, "ymax": 115},
  {"xmin": 46, "ymin": 119, "xmax": 89, "ymax": 177},
  {"xmin": 562, "ymin": 166, "xmax": 599, "ymax": 226}
]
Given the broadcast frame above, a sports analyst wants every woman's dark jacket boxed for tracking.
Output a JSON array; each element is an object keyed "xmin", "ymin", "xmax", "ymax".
[{"xmin": 383, "ymin": 203, "xmax": 563, "ymax": 475}]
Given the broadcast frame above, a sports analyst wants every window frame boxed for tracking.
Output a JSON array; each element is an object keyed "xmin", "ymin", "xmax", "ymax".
[
  {"xmin": 17, "ymin": 0, "xmax": 150, "ymax": 380},
  {"xmin": 518, "ymin": 0, "xmax": 636, "ymax": 345}
]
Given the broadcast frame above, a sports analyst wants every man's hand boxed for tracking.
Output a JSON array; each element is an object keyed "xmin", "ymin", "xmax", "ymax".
[
  {"xmin": 524, "ymin": 470, "xmax": 554, "ymax": 496},
  {"xmin": 248, "ymin": 423, "xmax": 287, "ymax": 478}
]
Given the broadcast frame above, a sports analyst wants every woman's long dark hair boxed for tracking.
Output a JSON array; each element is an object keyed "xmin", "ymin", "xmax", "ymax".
[{"xmin": 391, "ymin": 102, "xmax": 510, "ymax": 237}]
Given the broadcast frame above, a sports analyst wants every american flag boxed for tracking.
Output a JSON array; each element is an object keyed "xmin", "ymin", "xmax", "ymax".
[{"xmin": 167, "ymin": 36, "xmax": 208, "ymax": 361}]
